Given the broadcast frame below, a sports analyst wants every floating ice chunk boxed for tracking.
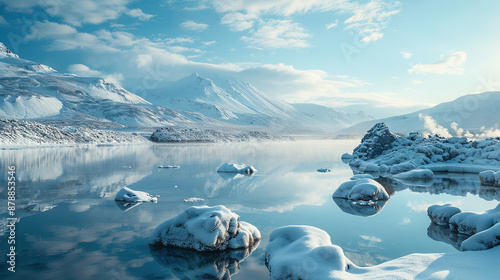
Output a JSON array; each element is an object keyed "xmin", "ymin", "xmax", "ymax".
[
  {"xmin": 217, "ymin": 163, "xmax": 257, "ymax": 174},
  {"xmin": 114, "ymin": 201, "xmax": 143, "ymax": 211},
  {"xmin": 184, "ymin": 197, "xmax": 205, "ymax": 202},
  {"xmin": 350, "ymin": 174, "xmax": 374, "ymax": 180},
  {"xmin": 149, "ymin": 205, "xmax": 260, "ymax": 251},
  {"xmin": 479, "ymin": 170, "xmax": 500, "ymax": 186},
  {"xmin": 333, "ymin": 179, "xmax": 389, "ymax": 201},
  {"xmin": 317, "ymin": 168, "xmax": 331, "ymax": 173},
  {"xmin": 394, "ymin": 169, "xmax": 434, "ymax": 180},
  {"xmin": 158, "ymin": 165, "xmax": 180, "ymax": 169},
  {"xmin": 265, "ymin": 225, "xmax": 352, "ymax": 280},
  {"xmin": 427, "ymin": 204, "xmax": 462, "ymax": 225},
  {"xmin": 114, "ymin": 187, "xmax": 157, "ymax": 203}
]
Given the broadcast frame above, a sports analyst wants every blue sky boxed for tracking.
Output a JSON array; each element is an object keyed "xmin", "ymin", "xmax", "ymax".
[{"xmin": 0, "ymin": 0, "xmax": 499, "ymax": 117}]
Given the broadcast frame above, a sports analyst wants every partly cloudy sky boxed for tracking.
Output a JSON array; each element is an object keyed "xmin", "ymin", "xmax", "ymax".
[{"xmin": 1, "ymin": 0, "xmax": 499, "ymax": 117}]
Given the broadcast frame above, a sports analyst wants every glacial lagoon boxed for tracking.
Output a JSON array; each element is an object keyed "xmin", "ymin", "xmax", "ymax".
[{"xmin": 1, "ymin": 140, "xmax": 499, "ymax": 279}]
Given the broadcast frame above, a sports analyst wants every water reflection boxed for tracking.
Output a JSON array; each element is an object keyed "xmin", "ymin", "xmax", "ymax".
[
  {"xmin": 333, "ymin": 198, "xmax": 388, "ymax": 217},
  {"xmin": 150, "ymin": 241, "xmax": 260, "ymax": 280},
  {"xmin": 427, "ymin": 223, "xmax": 468, "ymax": 251},
  {"xmin": 115, "ymin": 200, "xmax": 143, "ymax": 211}
]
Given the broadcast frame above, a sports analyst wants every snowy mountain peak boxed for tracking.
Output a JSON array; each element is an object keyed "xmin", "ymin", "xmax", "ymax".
[{"xmin": 0, "ymin": 42, "xmax": 19, "ymax": 58}]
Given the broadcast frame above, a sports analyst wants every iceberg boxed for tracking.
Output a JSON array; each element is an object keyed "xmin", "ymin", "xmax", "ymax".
[
  {"xmin": 114, "ymin": 187, "xmax": 158, "ymax": 203},
  {"xmin": 149, "ymin": 205, "xmax": 260, "ymax": 251},
  {"xmin": 217, "ymin": 163, "xmax": 257, "ymax": 174}
]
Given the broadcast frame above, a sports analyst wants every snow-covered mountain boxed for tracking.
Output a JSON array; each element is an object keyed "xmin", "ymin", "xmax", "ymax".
[
  {"xmin": 339, "ymin": 91, "xmax": 500, "ymax": 136},
  {"xmin": 0, "ymin": 42, "xmax": 183, "ymax": 128},
  {"xmin": 291, "ymin": 103, "xmax": 374, "ymax": 129}
]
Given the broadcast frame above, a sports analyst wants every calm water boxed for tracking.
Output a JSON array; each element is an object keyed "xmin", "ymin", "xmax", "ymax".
[{"xmin": 0, "ymin": 140, "xmax": 499, "ymax": 280}]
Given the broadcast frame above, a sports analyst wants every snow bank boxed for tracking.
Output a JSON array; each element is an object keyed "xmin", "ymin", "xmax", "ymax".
[
  {"xmin": 149, "ymin": 205, "xmax": 260, "ymax": 251},
  {"xmin": 114, "ymin": 187, "xmax": 157, "ymax": 203},
  {"xmin": 266, "ymin": 224, "xmax": 500, "ymax": 279},
  {"xmin": 333, "ymin": 179, "xmax": 389, "ymax": 201},
  {"xmin": 394, "ymin": 169, "xmax": 434, "ymax": 180},
  {"xmin": 428, "ymin": 203, "xmax": 500, "ymax": 251},
  {"xmin": 150, "ymin": 127, "xmax": 286, "ymax": 142},
  {"xmin": 150, "ymin": 241, "xmax": 259, "ymax": 280},
  {"xmin": 348, "ymin": 122, "xmax": 500, "ymax": 175},
  {"xmin": 265, "ymin": 226, "xmax": 351, "ymax": 280},
  {"xmin": 428, "ymin": 204, "xmax": 462, "ymax": 225},
  {"xmin": 217, "ymin": 163, "xmax": 257, "ymax": 174},
  {"xmin": 479, "ymin": 170, "xmax": 500, "ymax": 186}
]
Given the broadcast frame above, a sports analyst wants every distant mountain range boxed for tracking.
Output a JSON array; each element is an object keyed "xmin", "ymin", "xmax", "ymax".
[{"xmin": 0, "ymin": 42, "xmax": 373, "ymax": 133}]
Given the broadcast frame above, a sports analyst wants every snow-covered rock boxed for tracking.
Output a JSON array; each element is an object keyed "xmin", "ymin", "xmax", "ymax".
[
  {"xmin": 394, "ymin": 169, "xmax": 434, "ymax": 180},
  {"xmin": 265, "ymin": 226, "xmax": 352, "ymax": 280},
  {"xmin": 150, "ymin": 127, "xmax": 285, "ymax": 143},
  {"xmin": 158, "ymin": 165, "xmax": 180, "ymax": 169},
  {"xmin": 150, "ymin": 241, "xmax": 259, "ymax": 280},
  {"xmin": 348, "ymin": 122, "xmax": 500, "ymax": 175},
  {"xmin": 350, "ymin": 174, "xmax": 374, "ymax": 180},
  {"xmin": 333, "ymin": 179, "xmax": 389, "ymax": 201},
  {"xmin": 149, "ymin": 205, "xmax": 260, "ymax": 251},
  {"xmin": 114, "ymin": 187, "xmax": 158, "ymax": 203},
  {"xmin": 427, "ymin": 203, "xmax": 500, "ymax": 251},
  {"xmin": 428, "ymin": 204, "xmax": 462, "ymax": 225},
  {"xmin": 479, "ymin": 170, "xmax": 500, "ymax": 186},
  {"xmin": 317, "ymin": 168, "xmax": 331, "ymax": 173},
  {"xmin": 217, "ymin": 163, "xmax": 257, "ymax": 174}
]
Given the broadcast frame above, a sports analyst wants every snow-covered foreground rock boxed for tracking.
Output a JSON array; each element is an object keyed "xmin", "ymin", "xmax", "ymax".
[
  {"xmin": 348, "ymin": 122, "xmax": 500, "ymax": 175},
  {"xmin": 266, "ymin": 225, "xmax": 500, "ymax": 280},
  {"xmin": 0, "ymin": 119, "xmax": 148, "ymax": 147},
  {"xmin": 150, "ymin": 240, "xmax": 259, "ymax": 280},
  {"xmin": 217, "ymin": 163, "xmax": 257, "ymax": 174},
  {"xmin": 149, "ymin": 205, "xmax": 260, "ymax": 251},
  {"xmin": 333, "ymin": 178, "xmax": 389, "ymax": 201},
  {"xmin": 150, "ymin": 127, "xmax": 287, "ymax": 142},
  {"xmin": 428, "ymin": 203, "xmax": 500, "ymax": 251},
  {"xmin": 114, "ymin": 187, "xmax": 158, "ymax": 203},
  {"xmin": 480, "ymin": 170, "xmax": 500, "ymax": 186}
]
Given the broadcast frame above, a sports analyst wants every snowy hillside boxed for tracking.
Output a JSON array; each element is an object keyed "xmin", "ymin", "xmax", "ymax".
[
  {"xmin": 339, "ymin": 92, "xmax": 500, "ymax": 137},
  {"xmin": 0, "ymin": 42, "xmax": 179, "ymax": 128},
  {"xmin": 291, "ymin": 103, "xmax": 373, "ymax": 129}
]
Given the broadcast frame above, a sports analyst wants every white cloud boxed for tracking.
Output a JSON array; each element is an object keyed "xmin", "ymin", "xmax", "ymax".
[
  {"xmin": 221, "ymin": 12, "xmax": 258, "ymax": 31},
  {"xmin": 0, "ymin": 15, "xmax": 8, "ymax": 25},
  {"xmin": 326, "ymin": 20, "xmax": 338, "ymax": 30},
  {"xmin": 400, "ymin": 217, "xmax": 411, "ymax": 225},
  {"xmin": 25, "ymin": 21, "xmax": 77, "ymax": 40},
  {"xmin": 125, "ymin": 8, "xmax": 155, "ymax": 21},
  {"xmin": 202, "ymin": 41, "xmax": 216, "ymax": 46},
  {"xmin": 68, "ymin": 64, "xmax": 102, "ymax": 77},
  {"xmin": 409, "ymin": 51, "xmax": 467, "ymax": 75},
  {"xmin": 163, "ymin": 37, "xmax": 195, "ymax": 44},
  {"xmin": 360, "ymin": 32, "xmax": 383, "ymax": 43},
  {"xmin": 360, "ymin": 235, "xmax": 382, "ymax": 243},
  {"xmin": 412, "ymin": 80, "xmax": 422, "ymax": 85},
  {"xmin": 400, "ymin": 51, "xmax": 412, "ymax": 59},
  {"xmin": 180, "ymin": 20, "xmax": 209, "ymax": 31},
  {"xmin": 241, "ymin": 19, "xmax": 311, "ymax": 49},
  {"xmin": 419, "ymin": 114, "xmax": 452, "ymax": 137}
]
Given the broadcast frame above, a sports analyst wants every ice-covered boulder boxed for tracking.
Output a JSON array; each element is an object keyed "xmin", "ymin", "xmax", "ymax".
[
  {"xmin": 352, "ymin": 123, "xmax": 397, "ymax": 160},
  {"xmin": 427, "ymin": 204, "xmax": 462, "ymax": 225},
  {"xmin": 265, "ymin": 226, "xmax": 352, "ymax": 280},
  {"xmin": 350, "ymin": 174, "xmax": 374, "ymax": 180},
  {"xmin": 449, "ymin": 204, "xmax": 500, "ymax": 235},
  {"xmin": 479, "ymin": 170, "xmax": 500, "ymax": 186},
  {"xmin": 114, "ymin": 187, "xmax": 157, "ymax": 203},
  {"xmin": 149, "ymin": 205, "xmax": 261, "ymax": 251},
  {"xmin": 217, "ymin": 163, "xmax": 257, "ymax": 174},
  {"xmin": 427, "ymin": 203, "xmax": 500, "ymax": 251},
  {"xmin": 394, "ymin": 169, "xmax": 434, "ymax": 180},
  {"xmin": 333, "ymin": 179, "xmax": 389, "ymax": 201}
]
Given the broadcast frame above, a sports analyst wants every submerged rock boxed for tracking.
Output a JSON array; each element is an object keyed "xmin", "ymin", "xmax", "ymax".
[{"xmin": 149, "ymin": 205, "xmax": 260, "ymax": 251}]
